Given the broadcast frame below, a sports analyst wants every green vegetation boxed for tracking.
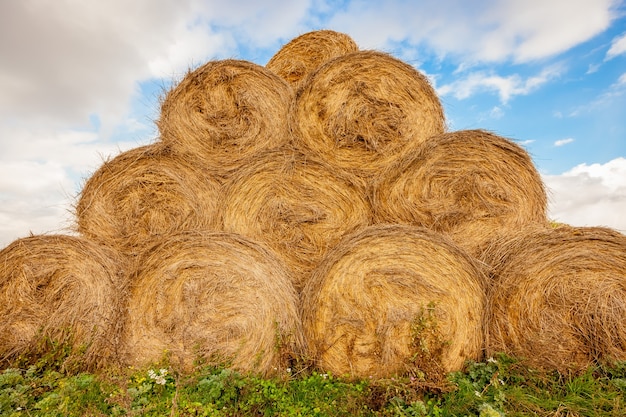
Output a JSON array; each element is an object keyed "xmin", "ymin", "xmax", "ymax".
[{"xmin": 1, "ymin": 348, "xmax": 625, "ymax": 416}]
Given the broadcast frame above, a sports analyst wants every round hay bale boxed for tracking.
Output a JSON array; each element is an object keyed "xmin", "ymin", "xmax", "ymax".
[
  {"xmin": 219, "ymin": 148, "xmax": 372, "ymax": 290},
  {"xmin": 485, "ymin": 225, "xmax": 626, "ymax": 373},
  {"xmin": 266, "ymin": 30, "xmax": 359, "ymax": 89},
  {"xmin": 75, "ymin": 143, "xmax": 223, "ymax": 259},
  {"xmin": 371, "ymin": 129, "xmax": 548, "ymax": 257},
  {"xmin": 290, "ymin": 50, "xmax": 445, "ymax": 183},
  {"xmin": 157, "ymin": 59, "xmax": 293, "ymax": 174},
  {"xmin": 0, "ymin": 234, "xmax": 126, "ymax": 370},
  {"xmin": 300, "ymin": 224, "xmax": 487, "ymax": 380},
  {"xmin": 123, "ymin": 231, "xmax": 304, "ymax": 376}
]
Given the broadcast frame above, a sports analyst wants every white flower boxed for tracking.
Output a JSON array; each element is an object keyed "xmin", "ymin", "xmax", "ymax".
[
  {"xmin": 475, "ymin": 390, "xmax": 482, "ymax": 397},
  {"xmin": 487, "ymin": 357, "xmax": 497, "ymax": 363}
]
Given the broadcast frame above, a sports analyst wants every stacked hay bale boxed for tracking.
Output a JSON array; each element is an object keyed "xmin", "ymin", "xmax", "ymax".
[
  {"xmin": 219, "ymin": 147, "xmax": 372, "ymax": 291},
  {"xmin": 123, "ymin": 231, "xmax": 304, "ymax": 376},
  {"xmin": 483, "ymin": 225, "xmax": 626, "ymax": 373},
  {"xmin": 1, "ymin": 29, "xmax": 624, "ymax": 380},
  {"xmin": 0, "ymin": 235, "xmax": 127, "ymax": 370},
  {"xmin": 370, "ymin": 129, "xmax": 549, "ymax": 257},
  {"xmin": 75, "ymin": 143, "xmax": 223, "ymax": 261},
  {"xmin": 300, "ymin": 224, "xmax": 487, "ymax": 380}
]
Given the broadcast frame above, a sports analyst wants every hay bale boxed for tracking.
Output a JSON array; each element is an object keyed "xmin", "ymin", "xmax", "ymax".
[
  {"xmin": 157, "ymin": 59, "xmax": 293, "ymax": 174},
  {"xmin": 75, "ymin": 143, "xmax": 222, "ymax": 259},
  {"xmin": 0, "ymin": 234, "xmax": 126, "ymax": 370},
  {"xmin": 290, "ymin": 50, "xmax": 445, "ymax": 183},
  {"xmin": 123, "ymin": 231, "xmax": 304, "ymax": 376},
  {"xmin": 219, "ymin": 148, "xmax": 372, "ymax": 290},
  {"xmin": 485, "ymin": 225, "xmax": 626, "ymax": 373},
  {"xmin": 266, "ymin": 30, "xmax": 359, "ymax": 89},
  {"xmin": 300, "ymin": 224, "xmax": 487, "ymax": 380},
  {"xmin": 371, "ymin": 129, "xmax": 548, "ymax": 257}
]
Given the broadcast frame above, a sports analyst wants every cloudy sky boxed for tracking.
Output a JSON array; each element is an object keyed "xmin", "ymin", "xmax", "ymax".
[{"xmin": 1, "ymin": 0, "xmax": 625, "ymax": 247}]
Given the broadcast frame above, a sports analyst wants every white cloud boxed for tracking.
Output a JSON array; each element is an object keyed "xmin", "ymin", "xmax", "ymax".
[
  {"xmin": 605, "ymin": 32, "xmax": 626, "ymax": 60},
  {"xmin": 554, "ymin": 138, "xmax": 575, "ymax": 147},
  {"xmin": 329, "ymin": 0, "xmax": 619, "ymax": 64},
  {"xmin": 543, "ymin": 158, "xmax": 626, "ymax": 232},
  {"xmin": 437, "ymin": 65, "xmax": 562, "ymax": 103}
]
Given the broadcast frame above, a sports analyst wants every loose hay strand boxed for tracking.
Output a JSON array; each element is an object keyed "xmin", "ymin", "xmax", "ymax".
[
  {"xmin": 266, "ymin": 30, "xmax": 359, "ymax": 89},
  {"xmin": 301, "ymin": 224, "xmax": 487, "ymax": 380},
  {"xmin": 0, "ymin": 234, "xmax": 127, "ymax": 370},
  {"xmin": 123, "ymin": 231, "xmax": 304, "ymax": 376}
]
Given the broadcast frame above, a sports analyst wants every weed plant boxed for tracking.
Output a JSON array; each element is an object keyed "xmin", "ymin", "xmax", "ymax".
[{"xmin": 1, "ymin": 344, "xmax": 625, "ymax": 416}]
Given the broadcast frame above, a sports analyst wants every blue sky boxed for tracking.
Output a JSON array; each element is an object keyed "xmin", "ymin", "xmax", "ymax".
[{"xmin": 1, "ymin": 0, "xmax": 625, "ymax": 247}]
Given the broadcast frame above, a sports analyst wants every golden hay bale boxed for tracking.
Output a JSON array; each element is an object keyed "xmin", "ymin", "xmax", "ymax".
[
  {"xmin": 0, "ymin": 234, "xmax": 126, "ymax": 370},
  {"xmin": 485, "ymin": 225, "xmax": 626, "ymax": 373},
  {"xmin": 290, "ymin": 50, "xmax": 445, "ymax": 183},
  {"xmin": 266, "ymin": 30, "xmax": 359, "ymax": 89},
  {"xmin": 300, "ymin": 224, "xmax": 487, "ymax": 380},
  {"xmin": 219, "ymin": 148, "xmax": 372, "ymax": 290},
  {"xmin": 371, "ymin": 129, "xmax": 548, "ymax": 257},
  {"xmin": 157, "ymin": 59, "xmax": 293, "ymax": 173},
  {"xmin": 123, "ymin": 231, "xmax": 304, "ymax": 376},
  {"xmin": 75, "ymin": 143, "xmax": 223, "ymax": 259}
]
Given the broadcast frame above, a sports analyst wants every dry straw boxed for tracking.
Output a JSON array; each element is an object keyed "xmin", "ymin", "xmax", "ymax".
[
  {"xmin": 371, "ymin": 129, "xmax": 548, "ymax": 257},
  {"xmin": 485, "ymin": 225, "xmax": 626, "ymax": 373},
  {"xmin": 75, "ymin": 143, "xmax": 223, "ymax": 259},
  {"xmin": 300, "ymin": 224, "xmax": 487, "ymax": 380},
  {"xmin": 290, "ymin": 50, "xmax": 445, "ymax": 184},
  {"xmin": 219, "ymin": 147, "xmax": 372, "ymax": 290},
  {"xmin": 123, "ymin": 231, "xmax": 304, "ymax": 376},
  {"xmin": 266, "ymin": 30, "xmax": 359, "ymax": 89},
  {"xmin": 158, "ymin": 59, "xmax": 293, "ymax": 174},
  {"xmin": 0, "ymin": 234, "xmax": 126, "ymax": 370}
]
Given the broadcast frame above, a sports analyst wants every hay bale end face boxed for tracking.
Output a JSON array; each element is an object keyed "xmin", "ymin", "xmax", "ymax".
[
  {"xmin": 220, "ymin": 148, "xmax": 372, "ymax": 290},
  {"xmin": 266, "ymin": 29, "xmax": 359, "ymax": 89},
  {"xmin": 372, "ymin": 129, "xmax": 548, "ymax": 257},
  {"xmin": 158, "ymin": 59, "xmax": 294, "ymax": 174},
  {"xmin": 485, "ymin": 225, "xmax": 626, "ymax": 373},
  {"xmin": 75, "ymin": 143, "xmax": 223, "ymax": 259},
  {"xmin": 0, "ymin": 234, "xmax": 126, "ymax": 370},
  {"xmin": 290, "ymin": 50, "xmax": 446, "ymax": 183},
  {"xmin": 123, "ymin": 231, "xmax": 304, "ymax": 376},
  {"xmin": 301, "ymin": 224, "xmax": 487, "ymax": 380}
]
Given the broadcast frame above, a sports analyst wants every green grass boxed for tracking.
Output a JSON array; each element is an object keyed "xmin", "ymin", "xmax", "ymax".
[{"xmin": 1, "ymin": 350, "xmax": 625, "ymax": 416}]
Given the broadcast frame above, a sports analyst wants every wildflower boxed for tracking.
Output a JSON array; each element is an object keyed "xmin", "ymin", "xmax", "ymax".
[
  {"xmin": 474, "ymin": 390, "xmax": 482, "ymax": 397},
  {"xmin": 148, "ymin": 368, "xmax": 168, "ymax": 385},
  {"xmin": 487, "ymin": 357, "xmax": 497, "ymax": 364},
  {"xmin": 286, "ymin": 367, "xmax": 292, "ymax": 373}
]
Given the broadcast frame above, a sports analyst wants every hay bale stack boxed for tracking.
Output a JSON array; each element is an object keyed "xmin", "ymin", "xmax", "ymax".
[
  {"xmin": 123, "ymin": 231, "xmax": 304, "ymax": 376},
  {"xmin": 371, "ymin": 129, "xmax": 548, "ymax": 257},
  {"xmin": 0, "ymin": 234, "xmax": 126, "ymax": 370},
  {"xmin": 158, "ymin": 59, "xmax": 293, "ymax": 174},
  {"xmin": 75, "ymin": 143, "xmax": 222, "ymax": 259},
  {"xmin": 266, "ymin": 30, "xmax": 359, "ymax": 89},
  {"xmin": 220, "ymin": 148, "xmax": 372, "ymax": 290},
  {"xmin": 485, "ymin": 225, "xmax": 626, "ymax": 373},
  {"xmin": 300, "ymin": 224, "xmax": 487, "ymax": 380},
  {"xmin": 290, "ymin": 50, "xmax": 445, "ymax": 185}
]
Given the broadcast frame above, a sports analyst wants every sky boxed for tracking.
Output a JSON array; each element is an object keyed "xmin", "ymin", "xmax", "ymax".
[{"xmin": 1, "ymin": 0, "xmax": 625, "ymax": 248}]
